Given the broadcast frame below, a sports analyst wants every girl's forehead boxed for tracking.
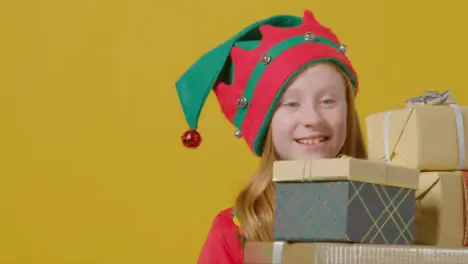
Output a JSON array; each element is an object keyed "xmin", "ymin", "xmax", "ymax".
[
  {"xmin": 290, "ymin": 64, "xmax": 345, "ymax": 85},
  {"xmin": 284, "ymin": 74, "xmax": 346, "ymax": 96}
]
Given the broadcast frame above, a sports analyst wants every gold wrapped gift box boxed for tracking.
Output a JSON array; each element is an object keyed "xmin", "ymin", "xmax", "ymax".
[
  {"xmin": 366, "ymin": 105, "xmax": 468, "ymax": 171},
  {"xmin": 244, "ymin": 242, "xmax": 468, "ymax": 264},
  {"xmin": 414, "ymin": 171, "xmax": 465, "ymax": 247}
]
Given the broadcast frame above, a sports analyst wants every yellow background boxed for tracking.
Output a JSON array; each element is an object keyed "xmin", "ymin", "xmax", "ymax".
[{"xmin": 1, "ymin": 0, "xmax": 467, "ymax": 263}]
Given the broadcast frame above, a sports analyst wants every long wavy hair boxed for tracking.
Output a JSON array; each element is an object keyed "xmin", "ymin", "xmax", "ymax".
[{"xmin": 234, "ymin": 62, "xmax": 368, "ymax": 242}]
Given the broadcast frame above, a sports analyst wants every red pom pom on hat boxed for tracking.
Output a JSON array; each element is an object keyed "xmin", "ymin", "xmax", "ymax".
[{"xmin": 181, "ymin": 129, "xmax": 202, "ymax": 149}]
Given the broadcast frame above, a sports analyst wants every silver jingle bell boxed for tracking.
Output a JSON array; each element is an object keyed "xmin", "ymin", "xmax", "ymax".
[
  {"xmin": 304, "ymin": 32, "xmax": 315, "ymax": 41},
  {"xmin": 339, "ymin": 44, "xmax": 347, "ymax": 53},
  {"xmin": 237, "ymin": 97, "xmax": 247, "ymax": 108},
  {"xmin": 261, "ymin": 54, "xmax": 271, "ymax": 64}
]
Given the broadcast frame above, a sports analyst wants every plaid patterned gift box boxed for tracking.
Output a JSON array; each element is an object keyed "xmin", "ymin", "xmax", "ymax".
[{"xmin": 273, "ymin": 157, "xmax": 419, "ymax": 244}]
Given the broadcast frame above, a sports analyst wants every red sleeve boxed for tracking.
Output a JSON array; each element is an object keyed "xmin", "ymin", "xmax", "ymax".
[{"xmin": 197, "ymin": 208, "xmax": 243, "ymax": 264}]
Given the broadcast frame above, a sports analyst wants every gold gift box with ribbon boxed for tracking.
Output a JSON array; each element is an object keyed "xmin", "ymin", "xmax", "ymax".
[{"xmin": 366, "ymin": 90, "xmax": 468, "ymax": 171}]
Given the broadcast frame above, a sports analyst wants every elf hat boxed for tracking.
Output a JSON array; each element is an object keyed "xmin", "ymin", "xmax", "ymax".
[{"xmin": 176, "ymin": 9, "xmax": 359, "ymax": 157}]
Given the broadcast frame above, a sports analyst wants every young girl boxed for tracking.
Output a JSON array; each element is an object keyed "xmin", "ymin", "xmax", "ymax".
[{"xmin": 175, "ymin": 9, "xmax": 367, "ymax": 264}]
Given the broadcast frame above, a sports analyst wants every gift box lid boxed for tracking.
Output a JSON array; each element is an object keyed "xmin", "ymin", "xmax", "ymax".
[{"xmin": 273, "ymin": 157, "xmax": 419, "ymax": 189}]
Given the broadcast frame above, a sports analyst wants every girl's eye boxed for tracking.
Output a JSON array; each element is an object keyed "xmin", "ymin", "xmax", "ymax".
[
  {"xmin": 283, "ymin": 102, "xmax": 300, "ymax": 108},
  {"xmin": 321, "ymin": 99, "xmax": 335, "ymax": 105}
]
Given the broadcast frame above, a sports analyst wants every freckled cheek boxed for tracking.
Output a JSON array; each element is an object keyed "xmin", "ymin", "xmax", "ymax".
[
  {"xmin": 271, "ymin": 114, "xmax": 297, "ymax": 138},
  {"xmin": 328, "ymin": 111, "xmax": 348, "ymax": 135}
]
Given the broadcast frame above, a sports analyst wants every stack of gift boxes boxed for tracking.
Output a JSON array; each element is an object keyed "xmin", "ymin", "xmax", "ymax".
[
  {"xmin": 366, "ymin": 90, "xmax": 468, "ymax": 248},
  {"xmin": 244, "ymin": 90, "xmax": 468, "ymax": 264}
]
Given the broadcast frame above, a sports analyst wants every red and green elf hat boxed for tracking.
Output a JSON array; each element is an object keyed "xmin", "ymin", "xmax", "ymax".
[{"xmin": 176, "ymin": 9, "xmax": 359, "ymax": 157}]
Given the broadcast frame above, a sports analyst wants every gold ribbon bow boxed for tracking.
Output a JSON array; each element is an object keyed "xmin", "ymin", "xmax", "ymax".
[{"xmin": 405, "ymin": 89, "xmax": 456, "ymax": 106}]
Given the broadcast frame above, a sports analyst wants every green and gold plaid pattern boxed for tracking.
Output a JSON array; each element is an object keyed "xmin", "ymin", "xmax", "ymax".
[{"xmin": 273, "ymin": 181, "xmax": 415, "ymax": 244}]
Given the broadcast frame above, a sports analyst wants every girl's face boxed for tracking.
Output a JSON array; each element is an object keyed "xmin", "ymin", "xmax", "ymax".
[{"xmin": 271, "ymin": 63, "xmax": 348, "ymax": 161}]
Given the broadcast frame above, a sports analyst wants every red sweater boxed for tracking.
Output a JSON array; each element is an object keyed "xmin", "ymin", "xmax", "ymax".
[{"xmin": 197, "ymin": 208, "xmax": 243, "ymax": 264}]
